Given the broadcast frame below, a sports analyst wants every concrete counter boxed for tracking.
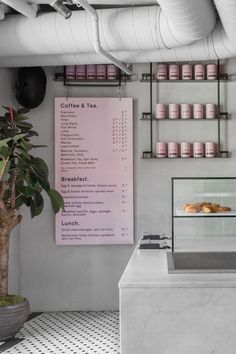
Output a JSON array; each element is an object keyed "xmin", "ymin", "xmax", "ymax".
[{"xmin": 119, "ymin": 248, "xmax": 236, "ymax": 354}]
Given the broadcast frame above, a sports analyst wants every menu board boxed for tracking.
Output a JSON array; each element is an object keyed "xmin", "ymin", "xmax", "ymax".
[{"xmin": 55, "ymin": 97, "xmax": 133, "ymax": 245}]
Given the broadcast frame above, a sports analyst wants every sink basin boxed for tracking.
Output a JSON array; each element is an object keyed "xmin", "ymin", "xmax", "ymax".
[{"xmin": 167, "ymin": 251, "xmax": 236, "ymax": 274}]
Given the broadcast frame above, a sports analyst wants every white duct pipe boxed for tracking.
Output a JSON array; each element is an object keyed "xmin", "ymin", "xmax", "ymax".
[
  {"xmin": 0, "ymin": 1, "xmax": 216, "ymax": 57},
  {"xmin": 2, "ymin": 0, "xmax": 236, "ymax": 67},
  {"xmin": 72, "ymin": 0, "xmax": 131, "ymax": 74},
  {"xmin": 1, "ymin": 18, "xmax": 236, "ymax": 68},
  {"xmin": 0, "ymin": 0, "xmax": 37, "ymax": 18},
  {"xmin": 28, "ymin": 0, "xmax": 157, "ymax": 4},
  {"xmin": 157, "ymin": 0, "xmax": 216, "ymax": 46}
]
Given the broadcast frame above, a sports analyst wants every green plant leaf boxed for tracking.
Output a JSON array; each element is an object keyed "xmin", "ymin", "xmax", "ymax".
[
  {"xmin": 16, "ymin": 185, "xmax": 35, "ymax": 197},
  {"xmin": 25, "ymin": 131, "xmax": 39, "ymax": 138},
  {"xmin": 31, "ymin": 145, "xmax": 47, "ymax": 149},
  {"xmin": 20, "ymin": 140, "xmax": 33, "ymax": 152},
  {"xmin": 16, "ymin": 108, "xmax": 30, "ymax": 115},
  {"xmin": 31, "ymin": 157, "xmax": 49, "ymax": 178},
  {"xmin": 29, "ymin": 193, "xmax": 44, "ymax": 217},
  {"xmin": 15, "ymin": 196, "xmax": 25, "ymax": 208},
  {"xmin": 0, "ymin": 145, "xmax": 10, "ymax": 159},
  {"xmin": 29, "ymin": 197, "xmax": 36, "ymax": 218},
  {"xmin": 34, "ymin": 191, "xmax": 44, "ymax": 216},
  {"xmin": 2, "ymin": 106, "xmax": 16, "ymax": 114},
  {"xmin": 0, "ymin": 159, "xmax": 10, "ymax": 178},
  {"xmin": 15, "ymin": 115, "xmax": 29, "ymax": 123},
  {"xmin": 31, "ymin": 172, "xmax": 50, "ymax": 191},
  {"xmin": 0, "ymin": 137, "xmax": 13, "ymax": 147},
  {"xmin": 16, "ymin": 121, "xmax": 33, "ymax": 129},
  {"xmin": 13, "ymin": 133, "xmax": 27, "ymax": 142},
  {"xmin": 47, "ymin": 189, "xmax": 64, "ymax": 214}
]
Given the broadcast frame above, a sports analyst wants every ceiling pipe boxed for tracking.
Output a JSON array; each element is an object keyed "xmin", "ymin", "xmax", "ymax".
[
  {"xmin": 0, "ymin": 4, "xmax": 5, "ymax": 20},
  {"xmin": 3, "ymin": 0, "xmax": 236, "ymax": 67},
  {"xmin": 71, "ymin": 0, "xmax": 132, "ymax": 75},
  {"xmin": 0, "ymin": 0, "xmax": 37, "ymax": 18},
  {"xmin": 157, "ymin": 0, "xmax": 216, "ymax": 47},
  {"xmin": 28, "ymin": 0, "xmax": 157, "ymax": 4},
  {"xmin": 0, "ymin": 1, "xmax": 216, "ymax": 57}
]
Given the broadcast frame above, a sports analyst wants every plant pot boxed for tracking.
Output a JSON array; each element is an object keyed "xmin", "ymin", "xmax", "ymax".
[{"xmin": 0, "ymin": 297, "xmax": 30, "ymax": 341}]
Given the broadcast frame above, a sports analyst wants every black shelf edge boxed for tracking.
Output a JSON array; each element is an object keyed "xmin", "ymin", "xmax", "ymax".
[
  {"xmin": 140, "ymin": 77, "xmax": 229, "ymax": 83},
  {"xmin": 173, "ymin": 215, "xmax": 236, "ymax": 218},
  {"xmin": 54, "ymin": 73, "xmax": 133, "ymax": 87},
  {"xmin": 141, "ymin": 117, "xmax": 229, "ymax": 121},
  {"xmin": 142, "ymin": 154, "xmax": 230, "ymax": 160}
]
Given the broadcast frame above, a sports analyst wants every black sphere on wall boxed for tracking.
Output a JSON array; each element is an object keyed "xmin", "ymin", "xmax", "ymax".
[{"xmin": 16, "ymin": 67, "xmax": 47, "ymax": 109}]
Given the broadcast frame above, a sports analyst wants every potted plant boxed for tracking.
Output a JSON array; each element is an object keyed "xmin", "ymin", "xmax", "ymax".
[{"xmin": 0, "ymin": 107, "xmax": 64, "ymax": 341}]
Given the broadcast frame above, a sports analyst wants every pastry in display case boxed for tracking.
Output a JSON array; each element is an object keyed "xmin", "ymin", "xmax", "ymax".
[{"xmin": 172, "ymin": 177, "xmax": 236, "ymax": 217}]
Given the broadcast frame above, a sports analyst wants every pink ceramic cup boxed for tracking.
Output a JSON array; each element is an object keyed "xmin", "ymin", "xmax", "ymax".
[
  {"xmin": 169, "ymin": 64, "xmax": 180, "ymax": 80},
  {"xmin": 168, "ymin": 142, "xmax": 179, "ymax": 158},
  {"xmin": 181, "ymin": 104, "xmax": 192, "ymax": 119},
  {"xmin": 96, "ymin": 64, "xmax": 107, "ymax": 80},
  {"xmin": 194, "ymin": 64, "xmax": 205, "ymax": 80},
  {"xmin": 156, "ymin": 64, "xmax": 168, "ymax": 80},
  {"xmin": 207, "ymin": 64, "xmax": 217, "ymax": 80},
  {"xmin": 180, "ymin": 142, "xmax": 192, "ymax": 158},
  {"xmin": 156, "ymin": 142, "xmax": 167, "ymax": 158},
  {"xmin": 156, "ymin": 104, "xmax": 166, "ymax": 119},
  {"xmin": 193, "ymin": 104, "xmax": 204, "ymax": 119},
  {"xmin": 193, "ymin": 142, "xmax": 204, "ymax": 158},
  {"xmin": 169, "ymin": 104, "xmax": 180, "ymax": 119},
  {"xmin": 206, "ymin": 103, "xmax": 216, "ymax": 119},
  {"xmin": 205, "ymin": 142, "xmax": 216, "ymax": 157},
  {"xmin": 65, "ymin": 65, "xmax": 75, "ymax": 80},
  {"xmin": 182, "ymin": 64, "xmax": 193, "ymax": 80},
  {"xmin": 76, "ymin": 65, "xmax": 86, "ymax": 80}
]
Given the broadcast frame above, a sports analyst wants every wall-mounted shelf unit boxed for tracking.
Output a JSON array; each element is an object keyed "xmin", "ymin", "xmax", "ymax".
[
  {"xmin": 140, "ymin": 112, "xmax": 229, "ymax": 121},
  {"xmin": 141, "ymin": 61, "xmax": 230, "ymax": 159},
  {"xmin": 54, "ymin": 68, "xmax": 133, "ymax": 87}
]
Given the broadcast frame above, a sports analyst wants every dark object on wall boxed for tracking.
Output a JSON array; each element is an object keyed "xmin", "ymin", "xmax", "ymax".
[{"xmin": 16, "ymin": 67, "xmax": 47, "ymax": 109}]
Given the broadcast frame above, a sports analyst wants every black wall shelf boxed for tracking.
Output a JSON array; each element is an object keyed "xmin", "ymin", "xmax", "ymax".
[
  {"xmin": 141, "ymin": 60, "xmax": 230, "ymax": 159},
  {"xmin": 54, "ymin": 68, "xmax": 132, "ymax": 87}
]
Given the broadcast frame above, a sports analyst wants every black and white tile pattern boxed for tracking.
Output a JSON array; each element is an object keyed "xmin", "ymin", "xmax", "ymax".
[{"xmin": 1, "ymin": 311, "xmax": 120, "ymax": 354}]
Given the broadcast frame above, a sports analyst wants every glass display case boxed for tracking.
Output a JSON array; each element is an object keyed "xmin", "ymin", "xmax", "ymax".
[{"xmin": 172, "ymin": 177, "xmax": 236, "ymax": 251}]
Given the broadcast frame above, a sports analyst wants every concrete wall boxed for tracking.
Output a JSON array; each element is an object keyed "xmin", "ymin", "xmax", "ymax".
[{"xmin": 16, "ymin": 59, "xmax": 236, "ymax": 311}]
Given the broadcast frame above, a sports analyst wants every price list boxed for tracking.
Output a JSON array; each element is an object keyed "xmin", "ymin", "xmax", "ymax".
[{"xmin": 55, "ymin": 97, "xmax": 133, "ymax": 245}]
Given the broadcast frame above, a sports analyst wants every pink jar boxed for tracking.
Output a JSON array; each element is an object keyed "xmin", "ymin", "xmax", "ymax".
[
  {"xmin": 206, "ymin": 103, "xmax": 216, "ymax": 119},
  {"xmin": 193, "ymin": 142, "xmax": 204, "ymax": 158},
  {"xmin": 96, "ymin": 64, "xmax": 106, "ymax": 80},
  {"xmin": 76, "ymin": 65, "xmax": 86, "ymax": 80},
  {"xmin": 86, "ymin": 64, "xmax": 96, "ymax": 80},
  {"xmin": 168, "ymin": 142, "xmax": 179, "ymax": 158},
  {"xmin": 205, "ymin": 142, "xmax": 216, "ymax": 157},
  {"xmin": 180, "ymin": 142, "xmax": 192, "ymax": 158},
  {"xmin": 65, "ymin": 65, "xmax": 75, "ymax": 80},
  {"xmin": 169, "ymin": 64, "xmax": 180, "ymax": 80},
  {"xmin": 194, "ymin": 64, "xmax": 205, "ymax": 80},
  {"xmin": 156, "ymin": 104, "xmax": 166, "ymax": 119},
  {"xmin": 207, "ymin": 64, "xmax": 217, "ymax": 80},
  {"xmin": 156, "ymin": 142, "xmax": 167, "ymax": 158},
  {"xmin": 107, "ymin": 64, "xmax": 118, "ymax": 80},
  {"xmin": 169, "ymin": 104, "xmax": 180, "ymax": 119},
  {"xmin": 156, "ymin": 64, "xmax": 168, "ymax": 80},
  {"xmin": 193, "ymin": 104, "xmax": 204, "ymax": 119},
  {"xmin": 182, "ymin": 64, "xmax": 193, "ymax": 80},
  {"xmin": 181, "ymin": 104, "xmax": 192, "ymax": 119}
]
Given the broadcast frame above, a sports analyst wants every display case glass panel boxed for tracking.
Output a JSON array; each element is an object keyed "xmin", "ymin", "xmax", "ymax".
[{"xmin": 172, "ymin": 178, "xmax": 236, "ymax": 251}]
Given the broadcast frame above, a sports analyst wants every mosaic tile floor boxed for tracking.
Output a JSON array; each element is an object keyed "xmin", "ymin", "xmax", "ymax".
[{"xmin": 0, "ymin": 311, "xmax": 120, "ymax": 354}]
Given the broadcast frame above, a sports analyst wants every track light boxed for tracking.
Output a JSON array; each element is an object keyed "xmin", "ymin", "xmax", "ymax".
[{"xmin": 50, "ymin": 0, "xmax": 72, "ymax": 19}]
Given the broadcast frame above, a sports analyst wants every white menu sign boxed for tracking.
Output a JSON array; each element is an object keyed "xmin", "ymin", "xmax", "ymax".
[{"xmin": 55, "ymin": 97, "xmax": 133, "ymax": 245}]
